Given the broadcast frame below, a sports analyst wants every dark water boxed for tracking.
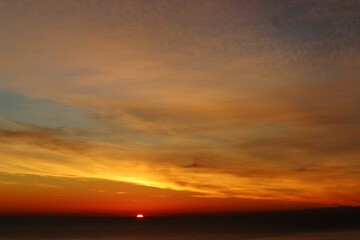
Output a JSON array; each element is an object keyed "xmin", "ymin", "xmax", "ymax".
[{"xmin": 1, "ymin": 208, "xmax": 359, "ymax": 239}]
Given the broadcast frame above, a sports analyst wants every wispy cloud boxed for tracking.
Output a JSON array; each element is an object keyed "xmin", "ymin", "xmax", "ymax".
[{"xmin": 0, "ymin": 0, "xmax": 359, "ymax": 210}]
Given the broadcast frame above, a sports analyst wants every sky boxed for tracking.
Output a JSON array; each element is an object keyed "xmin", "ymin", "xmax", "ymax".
[{"xmin": 0, "ymin": 0, "xmax": 359, "ymax": 216}]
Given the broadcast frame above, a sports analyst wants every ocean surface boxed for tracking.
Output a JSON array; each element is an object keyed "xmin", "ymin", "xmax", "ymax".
[{"xmin": 1, "ymin": 208, "xmax": 359, "ymax": 239}]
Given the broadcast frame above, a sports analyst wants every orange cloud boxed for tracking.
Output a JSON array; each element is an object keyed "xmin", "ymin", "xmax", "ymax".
[{"xmin": 0, "ymin": 0, "xmax": 359, "ymax": 214}]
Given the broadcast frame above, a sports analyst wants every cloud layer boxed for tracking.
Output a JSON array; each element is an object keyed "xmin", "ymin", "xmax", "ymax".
[{"xmin": 0, "ymin": 0, "xmax": 359, "ymax": 213}]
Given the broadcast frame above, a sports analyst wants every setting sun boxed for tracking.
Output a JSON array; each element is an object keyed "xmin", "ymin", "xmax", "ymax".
[{"xmin": 136, "ymin": 214, "xmax": 144, "ymax": 219}]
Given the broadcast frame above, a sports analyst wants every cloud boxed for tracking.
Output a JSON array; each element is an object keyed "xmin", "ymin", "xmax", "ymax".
[
  {"xmin": 0, "ymin": 115, "xmax": 90, "ymax": 154},
  {"xmin": 1, "ymin": 116, "xmax": 358, "ymax": 206},
  {"xmin": 0, "ymin": 0, "xmax": 359, "ymax": 208},
  {"xmin": 269, "ymin": 0, "xmax": 360, "ymax": 54}
]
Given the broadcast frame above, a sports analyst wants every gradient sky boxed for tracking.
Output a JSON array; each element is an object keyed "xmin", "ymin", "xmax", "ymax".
[{"xmin": 0, "ymin": 0, "xmax": 359, "ymax": 216}]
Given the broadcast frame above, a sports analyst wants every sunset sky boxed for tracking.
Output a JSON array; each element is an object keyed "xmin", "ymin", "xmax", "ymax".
[{"xmin": 0, "ymin": 0, "xmax": 359, "ymax": 216}]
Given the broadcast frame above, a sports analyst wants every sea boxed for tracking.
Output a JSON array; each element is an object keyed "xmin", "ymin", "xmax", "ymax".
[{"xmin": 1, "ymin": 208, "xmax": 359, "ymax": 239}]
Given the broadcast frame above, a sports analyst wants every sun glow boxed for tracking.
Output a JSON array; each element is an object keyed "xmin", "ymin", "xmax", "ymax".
[{"xmin": 136, "ymin": 214, "xmax": 144, "ymax": 219}]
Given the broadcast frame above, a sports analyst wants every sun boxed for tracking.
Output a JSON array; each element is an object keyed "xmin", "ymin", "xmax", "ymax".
[{"xmin": 136, "ymin": 214, "xmax": 144, "ymax": 219}]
